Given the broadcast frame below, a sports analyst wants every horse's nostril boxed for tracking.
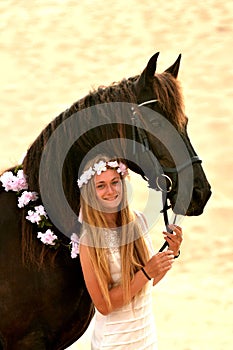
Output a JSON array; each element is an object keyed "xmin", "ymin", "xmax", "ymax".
[
  {"xmin": 193, "ymin": 186, "xmax": 212, "ymax": 205},
  {"xmin": 193, "ymin": 188, "xmax": 202, "ymax": 201}
]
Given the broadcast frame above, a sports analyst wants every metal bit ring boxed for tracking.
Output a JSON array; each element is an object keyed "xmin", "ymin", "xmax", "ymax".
[{"xmin": 156, "ymin": 174, "xmax": 173, "ymax": 193}]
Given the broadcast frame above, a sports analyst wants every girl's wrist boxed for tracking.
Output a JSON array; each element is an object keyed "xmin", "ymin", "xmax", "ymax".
[
  {"xmin": 141, "ymin": 267, "xmax": 152, "ymax": 280},
  {"xmin": 173, "ymin": 250, "xmax": 180, "ymax": 259}
]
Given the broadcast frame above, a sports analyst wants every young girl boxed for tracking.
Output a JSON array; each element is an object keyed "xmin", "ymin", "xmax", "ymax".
[{"xmin": 78, "ymin": 155, "xmax": 183, "ymax": 349}]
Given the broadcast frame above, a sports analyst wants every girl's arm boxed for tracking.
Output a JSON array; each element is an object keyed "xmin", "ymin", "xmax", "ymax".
[{"xmin": 80, "ymin": 244, "xmax": 174, "ymax": 315}]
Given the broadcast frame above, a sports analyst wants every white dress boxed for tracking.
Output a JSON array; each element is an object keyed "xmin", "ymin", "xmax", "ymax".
[{"xmin": 91, "ymin": 212, "xmax": 158, "ymax": 350}]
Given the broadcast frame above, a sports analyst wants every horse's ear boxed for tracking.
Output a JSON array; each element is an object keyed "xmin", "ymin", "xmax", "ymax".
[
  {"xmin": 144, "ymin": 52, "xmax": 160, "ymax": 79},
  {"xmin": 164, "ymin": 54, "xmax": 181, "ymax": 78},
  {"xmin": 134, "ymin": 52, "xmax": 159, "ymax": 101},
  {"xmin": 135, "ymin": 52, "xmax": 159, "ymax": 91}
]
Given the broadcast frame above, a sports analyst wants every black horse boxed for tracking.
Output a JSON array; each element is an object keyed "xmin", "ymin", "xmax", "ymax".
[{"xmin": 0, "ymin": 52, "xmax": 211, "ymax": 349}]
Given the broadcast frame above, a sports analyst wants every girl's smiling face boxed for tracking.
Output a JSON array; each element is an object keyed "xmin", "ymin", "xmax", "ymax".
[{"xmin": 94, "ymin": 169, "xmax": 122, "ymax": 212}]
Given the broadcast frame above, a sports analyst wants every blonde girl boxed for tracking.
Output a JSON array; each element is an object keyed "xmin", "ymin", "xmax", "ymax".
[{"xmin": 78, "ymin": 155, "xmax": 182, "ymax": 349}]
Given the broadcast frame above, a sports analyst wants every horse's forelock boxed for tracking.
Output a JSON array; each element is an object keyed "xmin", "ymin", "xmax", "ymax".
[{"xmin": 153, "ymin": 72, "xmax": 186, "ymax": 131}]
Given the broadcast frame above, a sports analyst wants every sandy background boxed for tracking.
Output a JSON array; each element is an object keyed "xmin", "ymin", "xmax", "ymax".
[{"xmin": 0, "ymin": 1, "xmax": 232, "ymax": 349}]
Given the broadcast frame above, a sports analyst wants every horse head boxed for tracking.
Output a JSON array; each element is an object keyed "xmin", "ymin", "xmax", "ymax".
[{"xmin": 132, "ymin": 52, "xmax": 211, "ymax": 216}]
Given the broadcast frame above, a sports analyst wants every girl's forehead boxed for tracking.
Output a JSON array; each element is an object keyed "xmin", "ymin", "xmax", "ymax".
[{"xmin": 94, "ymin": 169, "xmax": 120, "ymax": 183}]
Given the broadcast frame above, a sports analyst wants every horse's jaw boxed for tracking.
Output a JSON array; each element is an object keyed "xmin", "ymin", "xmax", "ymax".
[{"xmin": 169, "ymin": 186, "xmax": 212, "ymax": 216}]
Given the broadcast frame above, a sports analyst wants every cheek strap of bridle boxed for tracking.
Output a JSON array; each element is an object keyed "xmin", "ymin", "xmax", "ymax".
[{"xmin": 131, "ymin": 100, "xmax": 158, "ymax": 154}]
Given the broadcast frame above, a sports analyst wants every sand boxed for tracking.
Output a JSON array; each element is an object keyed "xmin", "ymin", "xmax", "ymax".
[{"xmin": 0, "ymin": 1, "xmax": 232, "ymax": 349}]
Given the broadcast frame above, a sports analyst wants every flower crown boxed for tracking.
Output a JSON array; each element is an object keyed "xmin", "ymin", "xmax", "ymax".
[{"xmin": 77, "ymin": 160, "xmax": 128, "ymax": 188}]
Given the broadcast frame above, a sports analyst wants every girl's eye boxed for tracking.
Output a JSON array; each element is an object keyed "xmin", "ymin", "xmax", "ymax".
[
  {"xmin": 96, "ymin": 184, "xmax": 105, "ymax": 189},
  {"xmin": 112, "ymin": 180, "xmax": 119, "ymax": 185}
]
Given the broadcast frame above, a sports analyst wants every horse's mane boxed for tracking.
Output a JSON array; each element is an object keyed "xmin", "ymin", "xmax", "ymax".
[
  {"xmin": 23, "ymin": 77, "xmax": 138, "ymax": 191},
  {"xmin": 19, "ymin": 72, "xmax": 185, "ymax": 267}
]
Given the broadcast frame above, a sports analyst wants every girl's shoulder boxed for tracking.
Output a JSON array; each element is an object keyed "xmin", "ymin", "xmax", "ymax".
[{"xmin": 133, "ymin": 210, "xmax": 148, "ymax": 231}]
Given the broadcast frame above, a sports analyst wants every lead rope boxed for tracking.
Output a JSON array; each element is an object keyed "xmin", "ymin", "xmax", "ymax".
[
  {"xmin": 156, "ymin": 173, "xmax": 180, "ymax": 257},
  {"xmin": 159, "ymin": 190, "xmax": 180, "ymax": 258},
  {"xmin": 156, "ymin": 174, "xmax": 175, "ymax": 252},
  {"xmin": 159, "ymin": 191, "xmax": 176, "ymax": 252}
]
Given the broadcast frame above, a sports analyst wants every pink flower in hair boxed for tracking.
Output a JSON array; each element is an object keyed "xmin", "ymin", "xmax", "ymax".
[
  {"xmin": 70, "ymin": 233, "xmax": 80, "ymax": 258},
  {"xmin": 18, "ymin": 191, "xmax": 38, "ymax": 208},
  {"xmin": 0, "ymin": 170, "xmax": 28, "ymax": 192},
  {"xmin": 26, "ymin": 210, "xmax": 41, "ymax": 224},
  {"xmin": 117, "ymin": 162, "xmax": 129, "ymax": 177},
  {"xmin": 26, "ymin": 205, "xmax": 48, "ymax": 224},
  {"xmin": 35, "ymin": 205, "xmax": 48, "ymax": 217},
  {"xmin": 37, "ymin": 229, "xmax": 57, "ymax": 245},
  {"xmin": 16, "ymin": 170, "xmax": 28, "ymax": 190},
  {"xmin": 0, "ymin": 171, "xmax": 16, "ymax": 191}
]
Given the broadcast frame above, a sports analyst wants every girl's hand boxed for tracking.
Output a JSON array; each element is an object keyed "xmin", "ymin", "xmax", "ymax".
[
  {"xmin": 144, "ymin": 250, "xmax": 174, "ymax": 279},
  {"xmin": 163, "ymin": 224, "xmax": 183, "ymax": 257}
]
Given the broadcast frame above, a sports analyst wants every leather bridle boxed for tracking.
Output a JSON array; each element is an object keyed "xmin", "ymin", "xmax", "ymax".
[{"xmin": 131, "ymin": 100, "xmax": 202, "ymax": 253}]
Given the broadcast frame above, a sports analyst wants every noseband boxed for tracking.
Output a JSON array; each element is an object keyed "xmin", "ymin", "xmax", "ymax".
[{"xmin": 162, "ymin": 155, "xmax": 202, "ymax": 174}]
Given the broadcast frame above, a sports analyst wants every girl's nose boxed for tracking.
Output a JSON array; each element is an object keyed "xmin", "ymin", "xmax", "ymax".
[{"xmin": 106, "ymin": 184, "xmax": 114, "ymax": 194}]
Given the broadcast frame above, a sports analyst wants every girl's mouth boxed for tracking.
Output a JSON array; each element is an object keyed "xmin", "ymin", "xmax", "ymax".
[{"xmin": 104, "ymin": 195, "xmax": 118, "ymax": 201}]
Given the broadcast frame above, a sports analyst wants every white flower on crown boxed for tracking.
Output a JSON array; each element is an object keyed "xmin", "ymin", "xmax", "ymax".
[
  {"xmin": 107, "ymin": 161, "xmax": 119, "ymax": 168},
  {"xmin": 77, "ymin": 166, "xmax": 95, "ymax": 188},
  {"xmin": 93, "ymin": 160, "xmax": 107, "ymax": 175}
]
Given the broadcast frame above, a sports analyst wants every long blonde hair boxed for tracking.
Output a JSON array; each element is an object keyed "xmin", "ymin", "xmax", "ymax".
[{"xmin": 79, "ymin": 155, "xmax": 150, "ymax": 311}]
